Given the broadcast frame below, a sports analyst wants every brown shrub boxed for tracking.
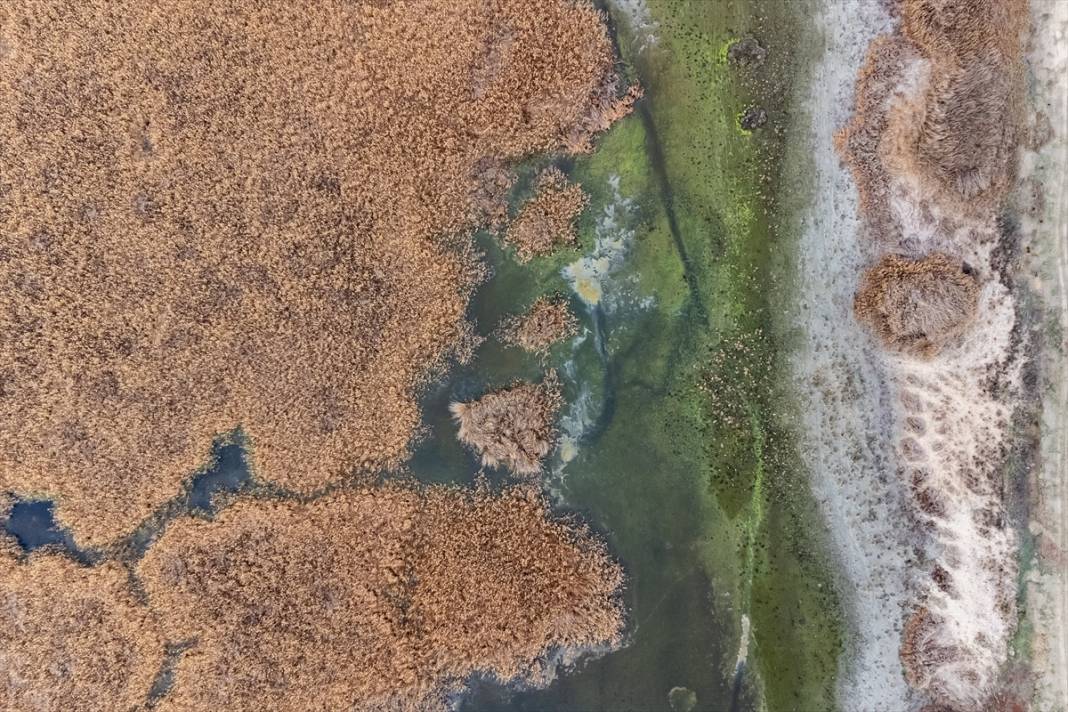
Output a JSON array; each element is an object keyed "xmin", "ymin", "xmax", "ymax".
[
  {"xmin": 0, "ymin": 0, "xmax": 625, "ymax": 547},
  {"xmin": 136, "ymin": 484, "xmax": 623, "ymax": 711},
  {"xmin": 498, "ymin": 295, "xmax": 579, "ymax": 353},
  {"xmin": 854, "ymin": 253, "xmax": 980, "ymax": 358},
  {"xmin": 450, "ymin": 373, "xmax": 561, "ymax": 475},
  {"xmin": 0, "ymin": 547, "xmax": 165, "ymax": 711},
  {"xmin": 504, "ymin": 168, "xmax": 589, "ymax": 262}
]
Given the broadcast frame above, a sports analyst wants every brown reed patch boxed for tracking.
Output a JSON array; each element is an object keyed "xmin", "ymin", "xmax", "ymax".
[
  {"xmin": 892, "ymin": 0, "xmax": 1028, "ymax": 214},
  {"xmin": 0, "ymin": 547, "xmax": 165, "ymax": 711},
  {"xmin": 504, "ymin": 168, "xmax": 589, "ymax": 262},
  {"xmin": 839, "ymin": 1, "xmax": 1029, "ymax": 229},
  {"xmin": 910, "ymin": 52, "xmax": 1024, "ymax": 207},
  {"xmin": 498, "ymin": 295, "xmax": 579, "ymax": 354},
  {"xmin": 0, "ymin": 0, "xmax": 626, "ymax": 547},
  {"xmin": 136, "ymin": 484, "xmax": 623, "ymax": 711},
  {"xmin": 563, "ymin": 83, "xmax": 643, "ymax": 155},
  {"xmin": 900, "ymin": 0, "xmax": 1028, "ymax": 61},
  {"xmin": 854, "ymin": 253, "xmax": 980, "ymax": 358},
  {"xmin": 450, "ymin": 374, "xmax": 561, "ymax": 475}
]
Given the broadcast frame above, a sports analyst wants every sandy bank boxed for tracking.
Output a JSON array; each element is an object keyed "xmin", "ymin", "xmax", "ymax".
[{"xmin": 786, "ymin": 1, "xmax": 916, "ymax": 709}]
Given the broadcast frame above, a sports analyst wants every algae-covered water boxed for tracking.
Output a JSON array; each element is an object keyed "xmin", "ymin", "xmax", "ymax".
[{"xmin": 413, "ymin": 2, "xmax": 842, "ymax": 710}]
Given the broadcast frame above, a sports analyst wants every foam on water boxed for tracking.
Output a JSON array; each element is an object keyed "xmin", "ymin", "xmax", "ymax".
[
  {"xmin": 608, "ymin": 0, "xmax": 658, "ymax": 55},
  {"xmin": 562, "ymin": 175, "xmax": 643, "ymax": 311}
]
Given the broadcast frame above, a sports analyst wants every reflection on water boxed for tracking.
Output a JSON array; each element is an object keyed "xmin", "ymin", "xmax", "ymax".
[
  {"xmin": 186, "ymin": 440, "xmax": 249, "ymax": 513},
  {"xmin": 2, "ymin": 435, "xmax": 250, "ymax": 563},
  {"xmin": 4, "ymin": 501, "xmax": 76, "ymax": 552}
]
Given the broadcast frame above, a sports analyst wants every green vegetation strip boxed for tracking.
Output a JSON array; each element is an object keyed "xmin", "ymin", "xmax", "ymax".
[{"xmin": 595, "ymin": 1, "xmax": 843, "ymax": 709}]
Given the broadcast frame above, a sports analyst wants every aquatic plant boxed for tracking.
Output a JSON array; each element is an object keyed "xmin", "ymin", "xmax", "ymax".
[
  {"xmin": 136, "ymin": 483, "xmax": 623, "ymax": 711},
  {"xmin": 450, "ymin": 373, "xmax": 561, "ymax": 476},
  {"xmin": 497, "ymin": 295, "xmax": 578, "ymax": 354},
  {"xmin": 0, "ymin": 0, "xmax": 630, "ymax": 547}
]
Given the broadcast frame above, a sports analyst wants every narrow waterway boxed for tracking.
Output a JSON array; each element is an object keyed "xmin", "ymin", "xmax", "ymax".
[{"xmin": 421, "ymin": 1, "xmax": 843, "ymax": 710}]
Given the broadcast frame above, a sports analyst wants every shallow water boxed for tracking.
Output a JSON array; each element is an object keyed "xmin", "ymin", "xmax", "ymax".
[{"xmin": 4, "ymin": 501, "xmax": 75, "ymax": 552}]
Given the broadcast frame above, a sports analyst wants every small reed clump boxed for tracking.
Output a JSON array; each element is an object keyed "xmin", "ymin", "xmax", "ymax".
[
  {"xmin": 504, "ymin": 168, "xmax": 589, "ymax": 262},
  {"xmin": 498, "ymin": 295, "xmax": 578, "ymax": 354},
  {"xmin": 0, "ymin": 545, "xmax": 165, "ymax": 712},
  {"xmin": 854, "ymin": 253, "xmax": 980, "ymax": 358},
  {"xmin": 450, "ymin": 374, "xmax": 562, "ymax": 475},
  {"xmin": 136, "ymin": 484, "xmax": 623, "ymax": 711}
]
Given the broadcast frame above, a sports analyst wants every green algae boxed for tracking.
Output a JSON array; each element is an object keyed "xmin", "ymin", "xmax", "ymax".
[{"xmin": 412, "ymin": 1, "xmax": 844, "ymax": 710}]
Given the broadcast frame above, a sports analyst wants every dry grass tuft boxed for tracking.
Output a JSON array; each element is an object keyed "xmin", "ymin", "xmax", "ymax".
[
  {"xmin": 0, "ymin": 0, "xmax": 625, "ymax": 547},
  {"xmin": 854, "ymin": 253, "xmax": 980, "ymax": 358},
  {"xmin": 0, "ymin": 547, "xmax": 165, "ymax": 712},
  {"xmin": 450, "ymin": 373, "xmax": 561, "ymax": 475},
  {"xmin": 897, "ymin": 0, "xmax": 1028, "ymax": 212},
  {"xmin": 504, "ymin": 168, "xmax": 589, "ymax": 262},
  {"xmin": 900, "ymin": 0, "xmax": 1028, "ymax": 61},
  {"xmin": 498, "ymin": 295, "xmax": 579, "ymax": 354},
  {"xmin": 136, "ymin": 484, "xmax": 623, "ymax": 711}
]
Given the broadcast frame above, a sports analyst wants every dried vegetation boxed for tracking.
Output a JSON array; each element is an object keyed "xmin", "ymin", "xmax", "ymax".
[
  {"xmin": 854, "ymin": 253, "xmax": 980, "ymax": 358},
  {"xmin": 136, "ymin": 484, "xmax": 623, "ymax": 711},
  {"xmin": 450, "ymin": 374, "xmax": 562, "ymax": 475},
  {"xmin": 504, "ymin": 168, "xmax": 589, "ymax": 262},
  {"xmin": 0, "ymin": 545, "xmax": 165, "ymax": 711},
  {"xmin": 838, "ymin": 0, "xmax": 1027, "ymax": 228},
  {"xmin": 498, "ymin": 295, "xmax": 579, "ymax": 353},
  {"xmin": 0, "ymin": 0, "xmax": 628, "ymax": 547},
  {"xmin": 839, "ymin": 1, "xmax": 1032, "ymax": 708}
]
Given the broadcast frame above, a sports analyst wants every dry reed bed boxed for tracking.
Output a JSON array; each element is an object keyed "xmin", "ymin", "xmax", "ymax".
[
  {"xmin": 498, "ymin": 295, "xmax": 579, "ymax": 354},
  {"xmin": 0, "ymin": 0, "xmax": 630, "ymax": 548},
  {"xmin": 450, "ymin": 373, "xmax": 562, "ymax": 476},
  {"xmin": 504, "ymin": 167, "xmax": 589, "ymax": 262},
  {"xmin": 0, "ymin": 542, "xmax": 166, "ymax": 712},
  {"xmin": 136, "ymin": 483, "xmax": 623, "ymax": 711}
]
